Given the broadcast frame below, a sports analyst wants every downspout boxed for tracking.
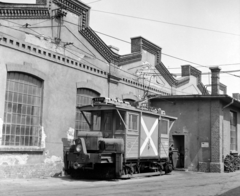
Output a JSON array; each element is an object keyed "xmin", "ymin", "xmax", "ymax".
[{"xmin": 222, "ymin": 99, "xmax": 234, "ymax": 110}]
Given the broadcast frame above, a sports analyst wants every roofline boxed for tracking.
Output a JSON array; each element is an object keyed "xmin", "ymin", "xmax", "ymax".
[
  {"xmin": 78, "ymin": 104, "xmax": 178, "ymax": 120},
  {"xmin": 150, "ymin": 94, "xmax": 240, "ymax": 108},
  {"xmin": 150, "ymin": 94, "xmax": 230, "ymax": 100}
]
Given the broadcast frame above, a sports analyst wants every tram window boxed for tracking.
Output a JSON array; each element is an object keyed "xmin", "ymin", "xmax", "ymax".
[
  {"xmin": 115, "ymin": 111, "xmax": 125, "ymax": 133},
  {"xmin": 128, "ymin": 113, "xmax": 138, "ymax": 132},
  {"xmin": 102, "ymin": 112, "xmax": 113, "ymax": 138},
  {"xmin": 92, "ymin": 112, "xmax": 101, "ymax": 131},
  {"xmin": 160, "ymin": 119, "xmax": 168, "ymax": 134}
]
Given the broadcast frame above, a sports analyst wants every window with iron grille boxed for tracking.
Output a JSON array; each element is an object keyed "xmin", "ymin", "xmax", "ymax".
[
  {"xmin": 230, "ymin": 111, "xmax": 237, "ymax": 151},
  {"xmin": 2, "ymin": 72, "xmax": 43, "ymax": 147},
  {"xmin": 75, "ymin": 88, "xmax": 99, "ymax": 135}
]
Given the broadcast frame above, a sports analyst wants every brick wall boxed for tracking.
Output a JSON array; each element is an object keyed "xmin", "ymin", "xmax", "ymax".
[{"xmin": 210, "ymin": 100, "xmax": 224, "ymax": 172}]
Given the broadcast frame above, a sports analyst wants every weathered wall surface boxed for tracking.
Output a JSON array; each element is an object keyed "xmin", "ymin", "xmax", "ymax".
[
  {"xmin": 222, "ymin": 104, "xmax": 240, "ymax": 157},
  {"xmin": 151, "ymin": 99, "xmax": 211, "ymax": 171},
  {"xmin": 151, "ymin": 98, "xmax": 240, "ymax": 173},
  {"xmin": 0, "ymin": 19, "xmax": 147, "ymax": 178}
]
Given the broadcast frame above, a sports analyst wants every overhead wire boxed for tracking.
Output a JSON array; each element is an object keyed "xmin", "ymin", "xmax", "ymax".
[
  {"xmin": 86, "ymin": 0, "xmax": 102, "ymax": 4},
  {"xmin": 168, "ymin": 63, "xmax": 240, "ymax": 69},
  {"xmin": 62, "ymin": 19, "xmax": 240, "ymax": 70},
  {"xmin": 3, "ymin": 18, "xmax": 239, "ymax": 80},
  {"xmin": 1, "ymin": 19, "xmax": 236, "ymax": 95},
  {"xmin": 89, "ymin": 29, "xmax": 240, "ymax": 78},
  {"xmin": 62, "ymin": 19, "xmax": 240, "ymax": 77},
  {"xmin": 0, "ymin": 22, "xmax": 109, "ymax": 75},
  {"xmin": 23, "ymin": 23, "xmax": 96, "ymax": 57},
  {"xmin": 27, "ymin": 19, "xmax": 50, "ymax": 27},
  {"xmin": 17, "ymin": 18, "xmax": 240, "ymax": 80},
  {"xmin": 92, "ymin": 10, "xmax": 240, "ymax": 37},
  {"xmin": 0, "ymin": 22, "xmax": 189, "ymax": 95},
  {"xmin": 2, "ymin": 18, "xmax": 50, "ymax": 28}
]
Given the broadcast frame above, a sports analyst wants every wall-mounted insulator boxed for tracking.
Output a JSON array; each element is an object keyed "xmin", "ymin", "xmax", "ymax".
[{"xmin": 55, "ymin": 9, "xmax": 67, "ymax": 19}]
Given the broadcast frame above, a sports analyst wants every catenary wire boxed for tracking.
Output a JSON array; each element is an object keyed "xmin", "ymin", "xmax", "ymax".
[
  {"xmin": 22, "ymin": 20, "xmax": 240, "ymax": 79},
  {"xmin": 89, "ymin": 29, "xmax": 240, "ymax": 78},
  {"xmin": 62, "ymin": 19, "xmax": 240, "ymax": 71},
  {"xmin": 86, "ymin": 0, "xmax": 102, "ymax": 4},
  {"xmin": 0, "ymin": 21, "xmax": 234, "ymax": 95},
  {"xmin": 92, "ymin": 9, "xmax": 240, "ymax": 37},
  {"xmin": 168, "ymin": 63, "xmax": 240, "ymax": 69},
  {"xmin": 5, "ymin": 19, "xmax": 240, "ymax": 79}
]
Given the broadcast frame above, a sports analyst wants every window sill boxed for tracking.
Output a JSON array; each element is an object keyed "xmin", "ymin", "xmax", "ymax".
[{"xmin": 0, "ymin": 146, "xmax": 45, "ymax": 152}]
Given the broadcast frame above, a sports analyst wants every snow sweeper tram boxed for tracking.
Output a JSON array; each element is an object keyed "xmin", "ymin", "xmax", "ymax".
[{"xmin": 64, "ymin": 97, "xmax": 177, "ymax": 179}]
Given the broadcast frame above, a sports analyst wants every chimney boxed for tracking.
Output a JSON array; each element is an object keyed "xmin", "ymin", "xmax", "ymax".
[
  {"xmin": 130, "ymin": 37, "xmax": 142, "ymax": 53},
  {"xmin": 181, "ymin": 65, "xmax": 202, "ymax": 83},
  {"xmin": 209, "ymin": 66, "xmax": 221, "ymax": 95},
  {"xmin": 181, "ymin": 65, "xmax": 191, "ymax": 77}
]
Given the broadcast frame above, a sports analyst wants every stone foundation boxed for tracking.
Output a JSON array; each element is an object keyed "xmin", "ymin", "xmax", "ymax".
[
  {"xmin": 0, "ymin": 162, "xmax": 63, "ymax": 179},
  {"xmin": 210, "ymin": 162, "xmax": 224, "ymax": 173}
]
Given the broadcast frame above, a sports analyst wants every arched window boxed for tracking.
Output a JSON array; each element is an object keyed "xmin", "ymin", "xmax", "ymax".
[
  {"xmin": 2, "ymin": 72, "xmax": 43, "ymax": 147},
  {"xmin": 75, "ymin": 88, "xmax": 100, "ymax": 134}
]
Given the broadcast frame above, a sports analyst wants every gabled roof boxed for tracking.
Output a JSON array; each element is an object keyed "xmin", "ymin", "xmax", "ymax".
[{"xmin": 80, "ymin": 27, "xmax": 120, "ymax": 63}]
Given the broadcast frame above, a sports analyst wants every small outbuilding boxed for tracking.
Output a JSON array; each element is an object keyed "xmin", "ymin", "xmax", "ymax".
[{"xmin": 150, "ymin": 67, "xmax": 240, "ymax": 172}]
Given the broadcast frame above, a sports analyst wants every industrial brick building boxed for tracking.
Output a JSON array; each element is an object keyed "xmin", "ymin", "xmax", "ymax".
[
  {"xmin": 150, "ymin": 67, "xmax": 240, "ymax": 173},
  {"xmin": 0, "ymin": 0, "xmax": 209, "ymax": 178}
]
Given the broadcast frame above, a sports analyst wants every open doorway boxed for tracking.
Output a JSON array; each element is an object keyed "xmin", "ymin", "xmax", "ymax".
[{"xmin": 172, "ymin": 135, "xmax": 185, "ymax": 168}]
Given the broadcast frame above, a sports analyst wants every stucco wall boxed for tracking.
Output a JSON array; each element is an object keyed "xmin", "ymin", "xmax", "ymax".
[{"xmin": 0, "ymin": 25, "xmax": 148, "ymax": 178}]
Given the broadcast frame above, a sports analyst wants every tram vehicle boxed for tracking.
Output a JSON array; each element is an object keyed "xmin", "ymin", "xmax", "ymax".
[{"xmin": 64, "ymin": 97, "xmax": 177, "ymax": 179}]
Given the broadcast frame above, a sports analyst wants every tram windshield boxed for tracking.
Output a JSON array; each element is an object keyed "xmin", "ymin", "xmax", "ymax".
[{"xmin": 79, "ymin": 109, "xmax": 126, "ymax": 138}]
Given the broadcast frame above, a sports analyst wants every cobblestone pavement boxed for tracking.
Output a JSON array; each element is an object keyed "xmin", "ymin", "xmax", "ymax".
[{"xmin": 0, "ymin": 171, "xmax": 240, "ymax": 196}]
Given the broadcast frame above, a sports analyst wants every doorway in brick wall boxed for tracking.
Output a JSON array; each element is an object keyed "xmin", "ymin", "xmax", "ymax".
[{"xmin": 172, "ymin": 135, "xmax": 185, "ymax": 169}]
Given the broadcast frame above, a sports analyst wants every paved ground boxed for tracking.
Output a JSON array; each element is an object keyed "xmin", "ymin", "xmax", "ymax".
[{"xmin": 0, "ymin": 170, "xmax": 240, "ymax": 196}]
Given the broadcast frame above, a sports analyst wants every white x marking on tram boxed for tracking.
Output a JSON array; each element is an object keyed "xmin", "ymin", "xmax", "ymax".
[{"xmin": 140, "ymin": 118, "xmax": 158, "ymax": 156}]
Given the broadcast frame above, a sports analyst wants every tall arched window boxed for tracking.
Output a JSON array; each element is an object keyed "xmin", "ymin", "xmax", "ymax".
[
  {"xmin": 75, "ymin": 88, "xmax": 100, "ymax": 134},
  {"xmin": 2, "ymin": 72, "xmax": 43, "ymax": 147}
]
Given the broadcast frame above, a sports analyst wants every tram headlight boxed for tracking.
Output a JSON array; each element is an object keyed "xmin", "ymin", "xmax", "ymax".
[{"xmin": 75, "ymin": 144, "xmax": 82, "ymax": 152}]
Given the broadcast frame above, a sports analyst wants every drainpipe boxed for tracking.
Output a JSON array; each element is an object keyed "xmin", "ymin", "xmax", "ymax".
[{"xmin": 222, "ymin": 99, "xmax": 234, "ymax": 110}]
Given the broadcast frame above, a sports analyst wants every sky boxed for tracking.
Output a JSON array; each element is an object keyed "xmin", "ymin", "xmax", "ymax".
[
  {"xmin": 82, "ymin": 0, "xmax": 240, "ymax": 96},
  {"xmin": 0, "ymin": 0, "xmax": 36, "ymax": 3},
  {"xmin": 2, "ymin": 0, "xmax": 240, "ymax": 96}
]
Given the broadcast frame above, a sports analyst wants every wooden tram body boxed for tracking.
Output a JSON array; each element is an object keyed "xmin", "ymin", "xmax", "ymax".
[{"xmin": 64, "ymin": 97, "xmax": 177, "ymax": 178}]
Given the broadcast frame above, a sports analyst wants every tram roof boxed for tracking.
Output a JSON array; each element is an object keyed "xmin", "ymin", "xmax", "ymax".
[{"xmin": 77, "ymin": 103, "xmax": 177, "ymax": 121}]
